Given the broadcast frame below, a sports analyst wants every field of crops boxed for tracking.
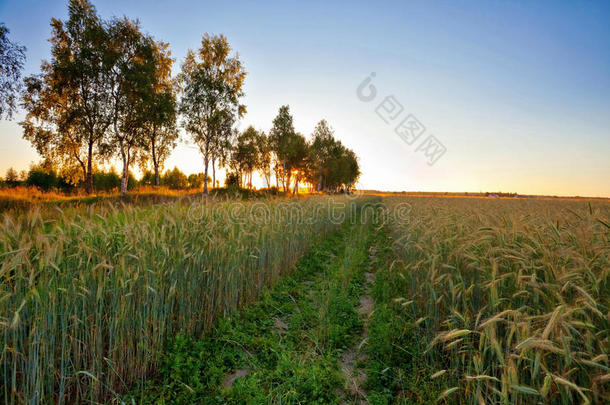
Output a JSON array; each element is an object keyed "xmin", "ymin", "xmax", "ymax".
[
  {"xmin": 0, "ymin": 196, "xmax": 359, "ymax": 404},
  {"xmin": 383, "ymin": 197, "xmax": 609, "ymax": 403},
  {"xmin": 1, "ymin": 195, "xmax": 608, "ymax": 404}
]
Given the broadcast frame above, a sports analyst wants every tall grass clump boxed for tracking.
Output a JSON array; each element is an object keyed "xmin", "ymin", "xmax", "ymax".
[
  {"xmin": 0, "ymin": 196, "xmax": 359, "ymax": 403},
  {"xmin": 384, "ymin": 197, "xmax": 609, "ymax": 404}
]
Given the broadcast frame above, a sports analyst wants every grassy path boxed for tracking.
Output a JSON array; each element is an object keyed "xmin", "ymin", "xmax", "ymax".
[
  {"xmin": 338, "ymin": 245, "xmax": 377, "ymax": 404},
  {"xmin": 127, "ymin": 215, "xmax": 378, "ymax": 404}
]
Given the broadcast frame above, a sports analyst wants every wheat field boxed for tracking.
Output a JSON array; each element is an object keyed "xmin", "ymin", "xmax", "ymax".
[
  {"xmin": 384, "ymin": 196, "xmax": 609, "ymax": 403},
  {"xmin": 0, "ymin": 196, "xmax": 356, "ymax": 403}
]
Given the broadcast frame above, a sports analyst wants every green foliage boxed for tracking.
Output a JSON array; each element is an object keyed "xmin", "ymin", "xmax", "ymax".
[
  {"xmin": 268, "ymin": 111, "xmax": 360, "ymax": 194},
  {"xmin": 224, "ymin": 172, "xmax": 240, "ymax": 188},
  {"xmin": 93, "ymin": 170, "xmax": 121, "ymax": 191},
  {"xmin": 187, "ymin": 172, "xmax": 208, "ymax": 189},
  {"xmin": 25, "ymin": 164, "xmax": 58, "ymax": 191},
  {"xmin": 141, "ymin": 42, "xmax": 178, "ymax": 186},
  {"xmin": 127, "ymin": 172, "xmax": 138, "ymax": 189},
  {"xmin": 140, "ymin": 170, "xmax": 156, "ymax": 186},
  {"xmin": 0, "ymin": 22, "xmax": 26, "ymax": 119},
  {"xmin": 18, "ymin": 0, "xmax": 361, "ymax": 197},
  {"xmin": 256, "ymin": 131, "xmax": 272, "ymax": 187},
  {"xmin": 21, "ymin": 0, "xmax": 113, "ymax": 193},
  {"xmin": 269, "ymin": 105, "xmax": 295, "ymax": 162},
  {"xmin": 21, "ymin": 0, "xmax": 177, "ymax": 195},
  {"xmin": 269, "ymin": 105, "xmax": 297, "ymax": 191},
  {"xmin": 162, "ymin": 166, "xmax": 188, "ymax": 189},
  {"xmin": 231, "ymin": 126, "xmax": 260, "ymax": 188},
  {"xmin": 361, "ymin": 219, "xmax": 446, "ymax": 404},
  {"xmin": 3, "ymin": 167, "xmax": 20, "ymax": 187},
  {"xmin": 308, "ymin": 120, "xmax": 360, "ymax": 193}
]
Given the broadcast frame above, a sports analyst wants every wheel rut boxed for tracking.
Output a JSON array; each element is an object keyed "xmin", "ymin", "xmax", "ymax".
[{"xmin": 339, "ymin": 246, "xmax": 377, "ymax": 404}]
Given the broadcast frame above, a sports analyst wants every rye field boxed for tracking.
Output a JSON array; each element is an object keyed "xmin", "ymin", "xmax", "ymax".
[
  {"xmin": 379, "ymin": 197, "xmax": 609, "ymax": 404},
  {"xmin": 0, "ymin": 195, "xmax": 608, "ymax": 404}
]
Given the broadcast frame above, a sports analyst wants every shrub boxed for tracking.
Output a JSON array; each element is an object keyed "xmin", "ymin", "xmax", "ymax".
[
  {"xmin": 162, "ymin": 167, "xmax": 188, "ymax": 189},
  {"xmin": 26, "ymin": 166, "xmax": 58, "ymax": 191},
  {"xmin": 93, "ymin": 170, "xmax": 121, "ymax": 192},
  {"xmin": 187, "ymin": 173, "xmax": 208, "ymax": 189}
]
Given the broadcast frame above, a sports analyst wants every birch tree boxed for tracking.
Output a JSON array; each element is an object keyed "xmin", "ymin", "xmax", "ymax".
[
  {"xmin": 0, "ymin": 23, "xmax": 26, "ymax": 119},
  {"xmin": 178, "ymin": 34, "xmax": 246, "ymax": 196},
  {"xmin": 21, "ymin": 0, "xmax": 112, "ymax": 193}
]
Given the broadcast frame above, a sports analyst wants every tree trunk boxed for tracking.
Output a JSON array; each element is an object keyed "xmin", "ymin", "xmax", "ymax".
[
  {"xmin": 75, "ymin": 152, "xmax": 87, "ymax": 189},
  {"xmin": 211, "ymin": 159, "xmax": 216, "ymax": 188},
  {"xmin": 85, "ymin": 140, "xmax": 94, "ymax": 194},
  {"xmin": 275, "ymin": 168, "xmax": 279, "ymax": 189},
  {"xmin": 317, "ymin": 174, "xmax": 322, "ymax": 192},
  {"xmin": 203, "ymin": 142, "xmax": 210, "ymax": 196},
  {"xmin": 212, "ymin": 158, "xmax": 216, "ymax": 189},
  {"xmin": 292, "ymin": 174, "xmax": 299, "ymax": 196},
  {"xmin": 154, "ymin": 162, "xmax": 160, "ymax": 187},
  {"xmin": 286, "ymin": 172, "xmax": 292, "ymax": 195},
  {"xmin": 282, "ymin": 161, "xmax": 287, "ymax": 192},
  {"xmin": 152, "ymin": 137, "xmax": 160, "ymax": 186},
  {"xmin": 120, "ymin": 162, "xmax": 129, "ymax": 198},
  {"xmin": 119, "ymin": 140, "xmax": 128, "ymax": 199}
]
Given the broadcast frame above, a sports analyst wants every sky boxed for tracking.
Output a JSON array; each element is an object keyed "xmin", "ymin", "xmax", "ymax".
[{"xmin": 1, "ymin": 0, "xmax": 609, "ymax": 197}]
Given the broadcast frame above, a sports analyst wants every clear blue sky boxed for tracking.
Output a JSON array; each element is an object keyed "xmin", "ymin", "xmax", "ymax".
[{"xmin": 1, "ymin": 0, "xmax": 609, "ymax": 196}]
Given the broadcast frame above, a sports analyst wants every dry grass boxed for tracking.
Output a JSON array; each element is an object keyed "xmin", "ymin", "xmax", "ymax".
[
  {"xmin": 0, "ymin": 185, "xmax": 199, "ymax": 201},
  {"xmin": 0, "ymin": 186, "xmax": 211, "ymax": 213}
]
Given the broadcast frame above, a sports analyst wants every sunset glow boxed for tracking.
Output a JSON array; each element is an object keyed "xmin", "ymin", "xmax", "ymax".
[{"xmin": 1, "ymin": 0, "xmax": 609, "ymax": 196}]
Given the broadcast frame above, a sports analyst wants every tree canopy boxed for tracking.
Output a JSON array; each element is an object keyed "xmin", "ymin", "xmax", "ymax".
[
  {"xmin": 22, "ymin": 0, "xmax": 115, "ymax": 193},
  {"xmin": 21, "ymin": 0, "xmax": 178, "ymax": 196},
  {"xmin": 0, "ymin": 23, "xmax": 26, "ymax": 119}
]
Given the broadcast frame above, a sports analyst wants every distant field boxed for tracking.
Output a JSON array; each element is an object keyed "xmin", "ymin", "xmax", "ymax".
[{"xmin": 364, "ymin": 190, "xmax": 610, "ymax": 202}]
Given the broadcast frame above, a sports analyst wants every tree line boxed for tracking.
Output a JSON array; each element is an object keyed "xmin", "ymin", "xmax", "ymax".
[{"xmin": 1, "ymin": 0, "xmax": 360, "ymax": 197}]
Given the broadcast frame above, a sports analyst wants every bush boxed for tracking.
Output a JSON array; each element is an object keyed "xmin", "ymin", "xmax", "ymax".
[
  {"xmin": 162, "ymin": 167, "xmax": 188, "ymax": 190},
  {"xmin": 93, "ymin": 171, "xmax": 121, "ymax": 192},
  {"xmin": 26, "ymin": 167, "xmax": 58, "ymax": 191},
  {"xmin": 225, "ymin": 172, "xmax": 240, "ymax": 187},
  {"xmin": 140, "ymin": 170, "xmax": 155, "ymax": 186},
  {"xmin": 127, "ymin": 173, "xmax": 138, "ymax": 190},
  {"xmin": 187, "ymin": 173, "xmax": 209, "ymax": 189}
]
